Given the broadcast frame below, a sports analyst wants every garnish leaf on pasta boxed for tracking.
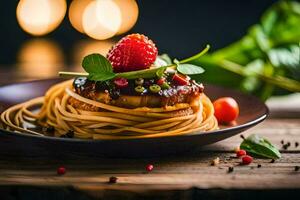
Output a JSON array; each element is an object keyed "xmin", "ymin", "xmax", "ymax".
[
  {"xmin": 177, "ymin": 64, "xmax": 205, "ymax": 75},
  {"xmin": 59, "ymin": 44, "xmax": 209, "ymax": 81},
  {"xmin": 82, "ymin": 53, "xmax": 116, "ymax": 81}
]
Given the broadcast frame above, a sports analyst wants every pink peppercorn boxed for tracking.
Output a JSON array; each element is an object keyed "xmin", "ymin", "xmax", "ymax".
[
  {"xmin": 236, "ymin": 149, "xmax": 247, "ymax": 157},
  {"xmin": 242, "ymin": 155, "xmax": 253, "ymax": 165},
  {"xmin": 57, "ymin": 166, "xmax": 66, "ymax": 175},
  {"xmin": 146, "ymin": 164, "xmax": 154, "ymax": 172}
]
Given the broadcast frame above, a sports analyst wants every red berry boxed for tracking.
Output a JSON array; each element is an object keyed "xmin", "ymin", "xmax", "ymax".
[
  {"xmin": 107, "ymin": 34, "xmax": 158, "ymax": 72},
  {"xmin": 172, "ymin": 74, "xmax": 189, "ymax": 85},
  {"xmin": 242, "ymin": 155, "xmax": 253, "ymax": 165},
  {"xmin": 146, "ymin": 164, "xmax": 154, "ymax": 172},
  {"xmin": 114, "ymin": 77, "xmax": 128, "ymax": 88},
  {"xmin": 157, "ymin": 78, "xmax": 165, "ymax": 85},
  {"xmin": 236, "ymin": 149, "xmax": 247, "ymax": 157},
  {"xmin": 57, "ymin": 166, "xmax": 66, "ymax": 175}
]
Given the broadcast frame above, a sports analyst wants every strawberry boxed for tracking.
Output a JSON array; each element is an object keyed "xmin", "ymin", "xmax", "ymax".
[{"xmin": 107, "ymin": 34, "xmax": 158, "ymax": 72}]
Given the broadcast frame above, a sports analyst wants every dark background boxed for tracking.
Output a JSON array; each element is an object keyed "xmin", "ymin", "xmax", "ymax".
[{"xmin": 0, "ymin": 0, "xmax": 278, "ymax": 65}]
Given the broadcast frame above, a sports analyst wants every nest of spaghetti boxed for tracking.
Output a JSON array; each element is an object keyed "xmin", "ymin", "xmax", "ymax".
[
  {"xmin": 1, "ymin": 33, "xmax": 219, "ymax": 139},
  {"xmin": 0, "ymin": 77, "xmax": 218, "ymax": 139}
]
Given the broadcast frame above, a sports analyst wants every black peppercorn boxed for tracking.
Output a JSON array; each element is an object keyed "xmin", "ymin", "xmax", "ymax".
[
  {"xmin": 257, "ymin": 164, "xmax": 262, "ymax": 168},
  {"xmin": 240, "ymin": 135, "xmax": 245, "ymax": 140},
  {"xmin": 109, "ymin": 176, "xmax": 118, "ymax": 183},
  {"xmin": 228, "ymin": 166, "xmax": 234, "ymax": 173},
  {"xmin": 295, "ymin": 142, "xmax": 299, "ymax": 148},
  {"xmin": 295, "ymin": 166, "xmax": 300, "ymax": 171},
  {"xmin": 282, "ymin": 144, "xmax": 289, "ymax": 150},
  {"xmin": 287, "ymin": 142, "xmax": 291, "ymax": 147},
  {"xmin": 280, "ymin": 140, "xmax": 284, "ymax": 145},
  {"xmin": 270, "ymin": 159, "xmax": 275, "ymax": 163}
]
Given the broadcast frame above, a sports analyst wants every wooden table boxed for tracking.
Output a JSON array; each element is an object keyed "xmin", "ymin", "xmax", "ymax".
[{"xmin": 0, "ymin": 71, "xmax": 299, "ymax": 199}]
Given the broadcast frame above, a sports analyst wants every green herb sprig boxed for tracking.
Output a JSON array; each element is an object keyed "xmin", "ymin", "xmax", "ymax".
[
  {"xmin": 59, "ymin": 45, "xmax": 210, "ymax": 81},
  {"xmin": 240, "ymin": 134, "xmax": 281, "ymax": 159}
]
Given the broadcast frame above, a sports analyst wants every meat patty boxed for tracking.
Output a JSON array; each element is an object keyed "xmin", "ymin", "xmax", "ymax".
[{"xmin": 72, "ymin": 77, "xmax": 204, "ymax": 109}]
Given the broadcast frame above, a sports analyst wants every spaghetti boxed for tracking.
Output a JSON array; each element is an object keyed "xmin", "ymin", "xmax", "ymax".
[{"xmin": 1, "ymin": 80, "xmax": 218, "ymax": 139}]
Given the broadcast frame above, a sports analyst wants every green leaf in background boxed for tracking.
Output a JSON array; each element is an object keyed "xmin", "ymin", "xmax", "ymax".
[
  {"xmin": 177, "ymin": 64, "xmax": 205, "ymax": 75},
  {"xmin": 240, "ymin": 134, "xmax": 281, "ymax": 159},
  {"xmin": 267, "ymin": 44, "xmax": 300, "ymax": 80},
  {"xmin": 191, "ymin": 1, "xmax": 300, "ymax": 100},
  {"xmin": 82, "ymin": 53, "xmax": 116, "ymax": 81}
]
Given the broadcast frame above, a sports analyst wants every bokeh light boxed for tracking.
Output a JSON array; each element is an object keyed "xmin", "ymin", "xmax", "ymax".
[
  {"xmin": 16, "ymin": 0, "xmax": 67, "ymax": 36},
  {"xmin": 114, "ymin": 0, "xmax": 139, "ymax": 35},
  {"xmin": 17, "ymin": 39, "xmax": 64, "ymax": 78},
  {"xmin": 72, "ymin": 39, "xmax": 116, "ymax": 71},
  {"xmin": 82, "ymin": 0, "xmax": 122, "ymax": 40},
  {"xmin": 68, "ymin": 0, "xmax": 93, "ymax": 33}
]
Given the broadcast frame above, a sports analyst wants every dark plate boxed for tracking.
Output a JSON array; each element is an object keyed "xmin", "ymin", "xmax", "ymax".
[{"xmin": 0, "ymin": 79, "xmax": 268, "ymax": 158}]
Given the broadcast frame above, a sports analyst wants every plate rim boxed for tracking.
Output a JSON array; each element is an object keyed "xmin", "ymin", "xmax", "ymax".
[{"xmin": 0, "ymin": 78, "xmax": 269, "ymax": 143}]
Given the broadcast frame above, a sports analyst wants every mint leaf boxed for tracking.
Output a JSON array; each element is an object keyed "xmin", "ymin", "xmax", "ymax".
[
  {"xmin": 177, "ymin": 64, "xmax": 205, "ymax": 75},
  {"xmin": 267, "ymin": 45, "xmax": 300, "ymax": 80},
  {"xmin": 82, "ymin": 54, "xmax": 115, "ymax": 81},
  {"xmin": 240, "ymin": 134, "xmax": 281, "ymax": 159}
]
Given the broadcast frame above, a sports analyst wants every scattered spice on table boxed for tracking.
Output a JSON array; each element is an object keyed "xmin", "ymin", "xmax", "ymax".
[
  {"xmin": 270, "ymin": 159, "xmax": 275, "ymax": 163},
  {"xmin": 282, "ymin": 143, "xmax": 289, "ymax": 150},
  {"xmin": 295, "ymin": 142, "xmax": 299, "ymax": 148},
  {"xmin": 236, "ymin": 149, "xmax": 246, "ymax": 157},
  {"xmin": 109, "ymin": 176, "xmax": 118, "ymax": 183},
  {"xmin": 240, "ymin": 134, "xmax": 245, "ymax": 140},
  {"xmin": 234, "ymin": 146, "xmax": 240, "ymax": 153},
  {"xmin": 242, "ymin": 155, "xmax": 253, "ymax": 165},
  {"xmin": 146, "ymin": 164, "xmax": 154, "ymax": 172},
  {"xmin": 280, "ymin": 140, "xmax": 284, "ymax": 145},
  {"xmin": 228, "ymin": 166, "xmax": 234, "ymax": 173},
  {"xmin": 57, "ymin": 166, "xmax": 66, "ymax": 175},
  {"xmin": 257, "ymin": 164, "xmax": 262, "ymax": 168},
  {"xmin": 211, "ymin": 157, "xmax": 220, "ymax": 166},
  {"xmin": 295, "ymin": 166, "xmax": 300, "ymax": 171}
]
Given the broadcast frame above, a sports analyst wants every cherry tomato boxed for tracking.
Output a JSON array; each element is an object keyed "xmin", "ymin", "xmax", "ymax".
[
  {"xmin": 213, "ymin": 97, "xmax": 239, "ymax": 124},
  {"xmin": 114, "ymin": 78, "xmax": 128, "ymax": 88},
  {"xmin": 172, "ymin": 74, "xmax": 189, "ymax": 85}
]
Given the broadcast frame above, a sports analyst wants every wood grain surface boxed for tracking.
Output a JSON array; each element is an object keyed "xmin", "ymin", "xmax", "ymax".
[{"xmin": 0, "ymin": 118, "xmax": 299, "ymax": 190}]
